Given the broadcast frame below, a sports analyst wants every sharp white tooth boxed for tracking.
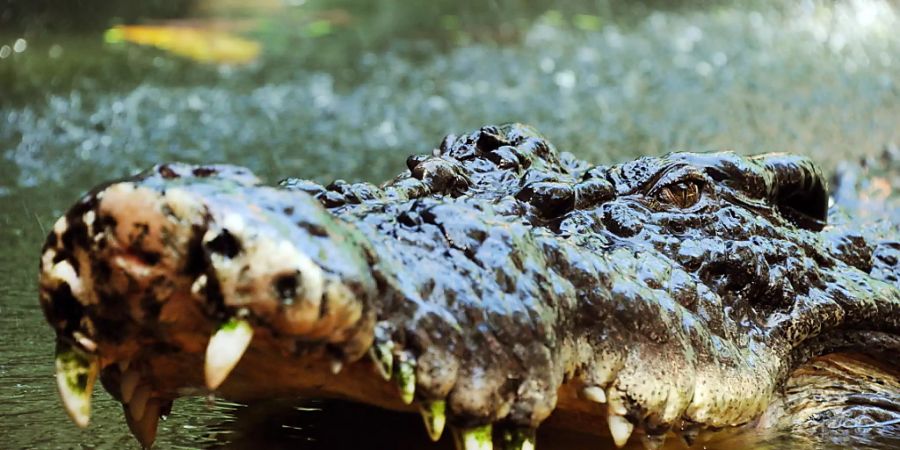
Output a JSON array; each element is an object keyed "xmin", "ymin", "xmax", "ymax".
[
  {"xmin": 453, "ymin": 424, "xmax": 493, "ymax": 450},
  {"xmin": 121, "ymin": 369, "xmax": 140, "ymax": 403},
  {"xmin": 55, "ymin": 341, "xmax": 99, "ymax": 428},
  {"xmin": 330, "ymin": 359, "xmax": 343, "ymax": 375},
  {"xmin": 72, "ymin": 332, "xmax": 97, "ymax": 352},
  {"xmin": 204, "ymin": 318, "xmax": 253, "ymax": 389},
  {"xmin": 419, "ymin": 399, "xmax": 446, "ymax": 442},
  {"xmin": 608, "ymin": 414, "xmax": 634, "ymax": 448},
  {"xmin": 124, "ymin": 398, "xmax": 161, "ymax": 449},
  {"xmin": 582, "ymin": 385, "xmax": 606, "ymax": 404},
  {"xmin": 129, "ymin": 385, "xmax": 151, "ymax": 422}
]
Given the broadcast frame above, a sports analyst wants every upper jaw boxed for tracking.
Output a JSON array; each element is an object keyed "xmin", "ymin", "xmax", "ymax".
[{"xmin": 40, "ymin": 162, "xmax": 379, "ymax": 356}]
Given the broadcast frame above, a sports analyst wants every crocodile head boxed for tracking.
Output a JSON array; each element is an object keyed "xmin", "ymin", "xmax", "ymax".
[{"xmin": 38, "ymin": 124, "xmax": 899, "ymax": 448}]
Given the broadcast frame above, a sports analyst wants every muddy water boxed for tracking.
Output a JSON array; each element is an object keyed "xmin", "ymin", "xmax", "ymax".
[{"xmin": 1, "ymin": 1, "xmax": 898, "ymax": 448}]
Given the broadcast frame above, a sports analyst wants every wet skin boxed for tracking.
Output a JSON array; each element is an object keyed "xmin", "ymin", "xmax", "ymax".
[{"xmin": 38, "ymin": 124, "xmax": 899, "ymax": 448}]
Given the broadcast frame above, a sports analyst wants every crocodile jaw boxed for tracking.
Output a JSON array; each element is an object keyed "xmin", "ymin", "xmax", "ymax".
[{"xmin": 35, "ymin": 166, "xmax": 778, "ymax": 447}]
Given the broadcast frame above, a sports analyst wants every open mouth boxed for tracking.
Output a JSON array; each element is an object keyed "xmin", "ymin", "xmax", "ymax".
[{"xmin": 38, "ymin": 125, "xmax": 900, "ymax": 449}]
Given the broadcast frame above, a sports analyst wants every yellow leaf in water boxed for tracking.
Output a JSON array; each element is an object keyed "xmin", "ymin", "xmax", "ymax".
[{"xmin": 104, "ymin": 24, "xmax": 261, "ymax": 65}]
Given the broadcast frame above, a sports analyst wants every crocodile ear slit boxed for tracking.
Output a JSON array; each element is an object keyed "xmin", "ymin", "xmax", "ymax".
[{"xmin": 754, "ymin": 154, "xmax": 829, "ymax": 231}]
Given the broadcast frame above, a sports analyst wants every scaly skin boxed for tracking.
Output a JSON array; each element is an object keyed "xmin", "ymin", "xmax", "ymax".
[{"xmin": 39, "ymin": 124, "xmax": 900, "ymax": 449}]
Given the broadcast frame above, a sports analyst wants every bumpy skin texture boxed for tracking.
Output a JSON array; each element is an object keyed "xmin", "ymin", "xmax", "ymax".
[{"xmin": 39, "ymin": 124, "xmax": 900, "ymax": 446}]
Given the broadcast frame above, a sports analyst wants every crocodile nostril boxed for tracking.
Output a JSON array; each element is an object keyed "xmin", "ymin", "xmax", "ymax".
[
  {"xmin": 274, "ymin": 272, "xmax": 301, "ymax": 302},
  {"xmin": 206, "ymin": 230, "xmax": 242, "ymax": 258}
]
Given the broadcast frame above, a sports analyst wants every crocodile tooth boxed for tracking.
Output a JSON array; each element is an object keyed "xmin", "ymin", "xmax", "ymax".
[
  {"xmin": 72, "ymin": 331, "xmax": 97, "ymax": 353},
  {"xmin": 452, "ymin": 424, "xmax": 493, "ymax": 450},
  {"xmin": 607, "ymin": 414, "xmax": 634, "ymax": 448},
  {"xmin": 499, "ymin": 427, "xmax": 536, "ymax": 450},
  {"xmin": 121, "ymin": 369, "xmax": 140, "ymax": 404},
  {"xmin": 369, "ymin": 341, "xmax": 394, "ymax": 381},
  {"xmin": 204, "ymin": 318, "xmax": 253, "ymax": 389},
  {"xmin": 130, "ymin": 384, "xmax": 152, "ymax": 422},
  {"xmin": 582, "ymin": 385, "xmax": 606, "ymax": 404},
  {"xmin": 394, "ymin": 351, "xmax": 416, "ymax": 405},
  {"xmin": 124, "ymin": 398, "xmax": 161, "ymax": 449},
  {"xmin": 641, "ymin": 433, "xmax": 666, "ymax": 450},
  {"xmin": 330, "ymin": 358, "xmax": 343, "ymax": 375},
  {"xmin": 419, "ymin": 399, "xmax": 446, "ymax": 441},
  {"xmin": 54, "ymin": 340, "xmax": 99, "ymax": 428}
]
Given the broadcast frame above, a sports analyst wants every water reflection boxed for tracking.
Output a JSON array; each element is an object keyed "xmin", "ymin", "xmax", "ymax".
[{"xmin": 176, "ymin": 397, "xmax": 900, "ymax": 449}]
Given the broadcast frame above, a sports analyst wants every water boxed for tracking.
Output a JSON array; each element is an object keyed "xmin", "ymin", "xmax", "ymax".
[{"xmin": 1, "ymin": 0, "xmax": 898, "ymax": 448}]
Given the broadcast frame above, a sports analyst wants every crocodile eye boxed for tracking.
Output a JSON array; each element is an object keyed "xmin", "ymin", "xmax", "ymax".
[{"xmin": 657, "ymin": 180, "xmax": 702, "ymax": 208}]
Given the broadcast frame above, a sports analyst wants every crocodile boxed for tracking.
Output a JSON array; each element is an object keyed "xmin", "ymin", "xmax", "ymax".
[{"xmin": 38, "ymin": 124, "xmax": 900, "ymax": 449}]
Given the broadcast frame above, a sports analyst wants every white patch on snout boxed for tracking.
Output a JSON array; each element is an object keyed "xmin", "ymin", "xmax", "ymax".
[
  {"xmin": 41, "ymin": 249, "xmax": 57, "ymax": 272},
  {"xmin": 191, "ymin": 274, "xmax": 208, "ymax": 296},
  {"xmin": 53, "ymin": 216, "xmax": 68, "ymax": 235},
  {"xmin": 163, "ymin": 187, "xmax": 202, "ymax": 220},
  {"xmin": 83, "ymin": 210, "xmax": 95, "ymax": 227},
  {"xmin": 49, "ymin": 259, "xmax": 83, "ymax": 300},
  {"xmin": 82, "ymin": 210, "xmax": 96, "ymax": 235},
  {"xmin": 223, "ymin": 214, "xmax": 246, "ymax": 234},
  {"xmin": 275, "ymin": 239, "xmax": 324, "ymax": 305}
]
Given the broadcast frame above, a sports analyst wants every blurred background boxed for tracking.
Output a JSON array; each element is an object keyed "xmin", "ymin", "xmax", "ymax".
[{"xmin": 0, "ymin": 0, "xmax": 898, "ymax": 448}]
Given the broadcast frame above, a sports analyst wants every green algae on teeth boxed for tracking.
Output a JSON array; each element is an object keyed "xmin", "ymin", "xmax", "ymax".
[
  {"xmin": 419, "ymin": 399, "xmax": 447, "ymax": 441},
  {"xmin": 369, "ymin": 340, "xmax": 394, "ymax": 381},
  {"xmin": 394, "ymin": 351, "xmax": 416, "ymax": 405},
  {"xmin": 204, "ymin": 317, "xmax": 253, "ymax": 390},
  {"xmin": 55, "ymin": 340, "xmax": 99, "ymax": 428},
  {"xmin": 453, "ymin": 424, "xmax": 494, "ymax": 450}
]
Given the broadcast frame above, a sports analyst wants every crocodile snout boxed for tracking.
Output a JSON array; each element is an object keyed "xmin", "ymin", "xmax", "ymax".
[{"xmin": 38, "ymin": 163, "xmax": 383, "ymax": 445}]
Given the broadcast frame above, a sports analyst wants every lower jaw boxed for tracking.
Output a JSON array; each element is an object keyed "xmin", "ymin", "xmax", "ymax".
[
  {"xmin": 92, "ymin": 332, "xmax": 753, "ymax": 444},
  {"xmin": 81, "ymin": 324, "xmax": 900, "ymax": 449},
  {"xmin": 85, "ymin": 334, "xmax": 899, "ymax": 450}
]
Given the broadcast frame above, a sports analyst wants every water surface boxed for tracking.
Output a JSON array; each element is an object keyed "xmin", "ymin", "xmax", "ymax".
[{"xmin": 1, "ymin": 1, "xmax": 898, "ymax": 448}]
